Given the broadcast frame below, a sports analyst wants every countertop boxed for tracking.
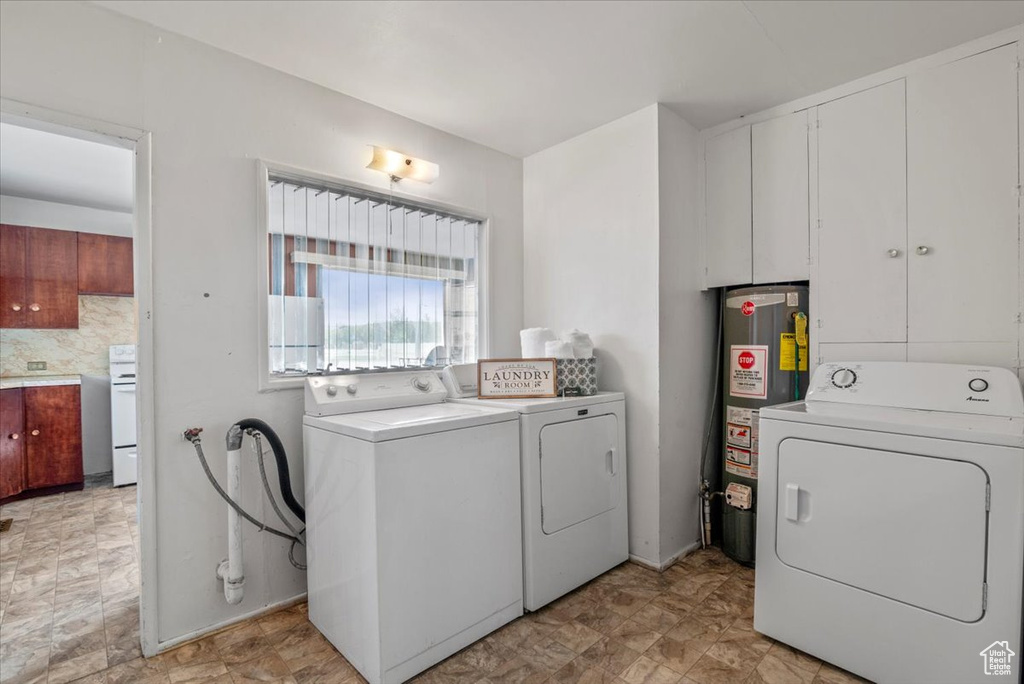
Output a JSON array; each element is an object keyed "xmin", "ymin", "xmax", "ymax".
[{"xmin": 0, "ymin": 375, "xmax": 82, "ymax": 390}]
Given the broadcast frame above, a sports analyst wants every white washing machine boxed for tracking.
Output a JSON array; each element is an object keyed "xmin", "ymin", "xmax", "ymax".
[
  {"xmin": 303, "ymin": 371, "xmax": 523, "ymax": 684},
  {"xmin": 755, "ymin": 362, "xmax": 1024, "ymax": 684},
  {"xmin": 445, "ymin": 367, "xmax": 628, "ymax": 611}
]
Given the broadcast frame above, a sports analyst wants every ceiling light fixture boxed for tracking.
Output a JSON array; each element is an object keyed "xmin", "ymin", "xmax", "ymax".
[{"xmin": 366, "ymin": 146, "xmax": 439, "ymax": 184}]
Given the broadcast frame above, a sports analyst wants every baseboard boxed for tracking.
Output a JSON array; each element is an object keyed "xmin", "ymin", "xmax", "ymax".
[
  {"xmin": 149, "ymin": 593, "xmax": 307, "ymax": 656},
  {"xmin": 629, "ymin": 539, "xmax": 702, "ymax": 572}
]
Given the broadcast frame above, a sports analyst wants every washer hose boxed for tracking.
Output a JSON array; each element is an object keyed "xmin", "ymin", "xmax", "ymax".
[{"xmin": 228, "ymin": 418, "xmax": 305, "ymax": 523}]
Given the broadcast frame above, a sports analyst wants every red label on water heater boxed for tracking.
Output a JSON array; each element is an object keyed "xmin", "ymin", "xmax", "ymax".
[
  {"xmin": 730, "ymin": 345, "xmax": 769, "ymax": 399},
  {"xmin": 741, "ymin": 301, "xmax": 755, "ymax": 316}
]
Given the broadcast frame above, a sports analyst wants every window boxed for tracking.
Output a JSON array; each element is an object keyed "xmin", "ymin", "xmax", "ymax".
[{"xmin": 265, "ymin": 175, "xmax": 482, "ymax": 377}]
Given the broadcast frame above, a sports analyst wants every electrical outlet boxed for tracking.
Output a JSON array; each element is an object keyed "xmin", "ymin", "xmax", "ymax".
[{"xmin": 27, "ymin": 361, "xmax": 47, "ymax": 371}]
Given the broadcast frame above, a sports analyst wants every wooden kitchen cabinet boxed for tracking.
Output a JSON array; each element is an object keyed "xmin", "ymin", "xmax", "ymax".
[
  {"xmin": 78, "ymin": 233, "xmax": 134, "ymax": 296},
  {"xmin": 0, "ymin": 389, "xmax": 25, "ymax": 500},
  {"xmin": 0, "ymin": 225, "xmax": 28, "ymax": 329},
  {"xmin": 24, "ymin": 385, "xmax": 82, "ymax": 490},
  {"xmin": 0, "ymin": 385, "xmax": 82, "ymax": 501},
  {"xmin": 0, "ymin": 224, "xmax": 79, "ymax": 329}
]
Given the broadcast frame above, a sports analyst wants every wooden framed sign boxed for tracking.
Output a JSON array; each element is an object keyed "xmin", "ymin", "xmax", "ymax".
[{"xmin": 478, "ymin": 359, "xmax": 558, "ymax": 399}]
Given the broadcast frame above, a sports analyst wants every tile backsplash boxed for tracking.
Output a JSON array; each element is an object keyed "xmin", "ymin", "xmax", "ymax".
[{"xmin": 0, "ymin": 295, "xmax": 136, "ymax": 377}]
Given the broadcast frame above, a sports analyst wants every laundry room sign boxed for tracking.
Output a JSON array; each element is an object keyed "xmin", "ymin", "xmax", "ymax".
[
  {"xmin": 730, "ymin": 345, "xmax": 769, "ymax": 399},
  {"xmin": 478, "ymin": 359, "xmax": 557, "ymax": 399}
]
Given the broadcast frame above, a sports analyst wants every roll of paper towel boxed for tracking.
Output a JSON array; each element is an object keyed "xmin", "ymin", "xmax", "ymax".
[
  {"xmin": 566, "ymin": 329, "xmax": 594, "ymax": 359},
  {"xmin": 521, "ymin": 328, "xmax": 556, "ymax": 358},
  {"xmin": 544, "ymin": 340, "xmax": 575, "ymax": 359}
]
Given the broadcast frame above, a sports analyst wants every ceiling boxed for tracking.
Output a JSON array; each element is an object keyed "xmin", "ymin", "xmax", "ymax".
[
  {"xmin": 0, "ymin": 123, "xmax": 134, "ymax": 213},
  {"xmin": 95, "ymin": 1, "xmax": 1024, "ymax": 157}
]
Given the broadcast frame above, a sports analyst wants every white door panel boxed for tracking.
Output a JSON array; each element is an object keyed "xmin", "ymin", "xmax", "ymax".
[
  {"xmin": 776, "ymin": 439, "xmax": 988, "ymax": 621},
  {"xmin": 753, "ymin": 111, "xmax": 809, "ymax": 284},
  {"xmin": 907, "ymin": 341, "xmax": 1018, "ymax": 369},
  {"xmin": 705, "ymin": 126, "xmax": 752, "ymax": 288},
  {"xmin": 817, "ymin": 80, "xmax": 907, "ymax": 343},
  {"xmin": 817, "ymin": 343, "xmax": 907, "ymax": 364},
  {"xmin": 540, "ymin": 415, "xmax": 619, "ymax": 534},
  {"xmin": 907, "ymin": 44, "xmax": 1019, "ymax": 344}
]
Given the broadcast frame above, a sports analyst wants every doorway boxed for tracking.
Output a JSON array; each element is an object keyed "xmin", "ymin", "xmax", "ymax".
[{"xmin": 0, "ymin": 103, "xmax": 156, "ymax": 680}]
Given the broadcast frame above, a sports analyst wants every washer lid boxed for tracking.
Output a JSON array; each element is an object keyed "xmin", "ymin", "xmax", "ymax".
[
  {"xmin": 302, "ymin": 402, "xmax": 518, "ymax": 442},
  {"xmin": 448, "ymin": 391, "xmax": 625, "ymax": 414},
  {"xmin": 761, "ymin": 401, "xmax": 1024, "ymax": 448}
]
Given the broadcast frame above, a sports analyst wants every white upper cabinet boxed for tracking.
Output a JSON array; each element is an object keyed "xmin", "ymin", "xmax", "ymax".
[
  {"xmin": 704, "ymin": 125, "xmax": 752, "ymax": 288},
  {"xmin": 816, "ymin": 80, "xmax": 908, "ymax": 344},
  {"xmin": 906, "ymin": 44, "xmax": 1019, "ymax": 345},
  {"xmin": 752, "ymin": 110, "xmax": 810, "ymax": 284}
]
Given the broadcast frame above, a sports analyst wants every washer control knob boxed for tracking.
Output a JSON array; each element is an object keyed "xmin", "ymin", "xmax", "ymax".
[
  {"xmin": 325, "ymin": 385, "xmax": 338, "ymax": 397},
  {"xmin": 831, "ymin": 368, "xmax": 857, "ymax": 389},
  {"xmin": 414, "ymin": 377, "xmax": 432, "ymax": 392},
  {"xmin": 968, "ymin": 378, "xmax": 989, "ymax": 393},
  {"xmin": 347, "ymin": 384, "xmax": 358, "ymax": 395}
]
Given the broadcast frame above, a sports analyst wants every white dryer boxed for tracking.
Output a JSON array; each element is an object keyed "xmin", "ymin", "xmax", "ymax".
[
  {"xmin": 447, "ymin": 377, "xmax": 628, "ymax": 611},
  {"xmin": 755, "ymin": 362, "xmax": 1024, "ymax": 684},
  {"xmin": 303, "ymin": 371, "xmax": 523, "ymax": 684}
]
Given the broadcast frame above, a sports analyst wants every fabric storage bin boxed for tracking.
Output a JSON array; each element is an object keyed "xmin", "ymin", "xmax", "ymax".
[{"xmin": 556, "ymin": 358, "xmax": 598, "ymax": 396}]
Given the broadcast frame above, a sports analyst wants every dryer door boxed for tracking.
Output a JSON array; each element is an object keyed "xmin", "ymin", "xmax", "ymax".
[
  {"xmin": 776, "ymin": 439, "xmax": 989, "ymax": 621},
  {"xmin": 540, "ymin": 414, "xmax": 619, "ymax": 534}
]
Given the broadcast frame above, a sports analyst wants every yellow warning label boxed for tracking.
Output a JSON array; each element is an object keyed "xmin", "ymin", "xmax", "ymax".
[
  {"xmin": 795, "ymin": 313, "xmax": 808, "ymax": 347},
  {"xmin": 779, "ymin": 333, "xmax": 808, "ymax": 371}
]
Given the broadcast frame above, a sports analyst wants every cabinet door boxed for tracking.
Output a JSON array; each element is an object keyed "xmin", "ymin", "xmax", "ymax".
[
  {"xmin": 78, "ymin": 233, "xmax": 134, "ymax": 296},
  {"xmin": 705, "ymin": 126, "xmax": 752, "ymax": 288},
  {"xmin": 817, "ymin": 80, "xmax": 907, "ymax": 343},
  {"xmin": 907, "ymin": 44, "xmax": 1018, "ymax": 344},
  {"xmin": 0, "ymin": 389, "xmax": 25, "ymax": 499},
  {"xmin": 752, "ymin": 111, "xmax": 809, "ymax": 283},
  {"xmin": 0, "ymin": 224, "xmax": 27, "ymax": 328},
  {"xmin": 24, "ymin": 385, "xmax": 82, "ymax": 489},
  {"xmin": 25, "ymin": 227, "xmax": 78, "ymax": 329}
]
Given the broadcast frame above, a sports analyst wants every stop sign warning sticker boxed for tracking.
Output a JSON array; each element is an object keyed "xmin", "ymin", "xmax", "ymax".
[{"xmin": 730, "ymin": 345, "xmax": 769, "ymax": 398}]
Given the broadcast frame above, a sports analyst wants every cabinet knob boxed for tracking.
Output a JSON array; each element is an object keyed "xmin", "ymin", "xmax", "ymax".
[
  {"xmin": 8, "ymin": 433, "xmax": 18, "ymax": 440},
  {"xmin": 916, "ymin": 246, "xmax": 930, "ymax": 256},
  {"xmin": 11, "ymin": 304, "xmax": 21, "ymax": 312},
  {"xmin": 30, "ymin": 429, "xmax": 40, "ymax": 436},
  {"xmin": 887, "ymin": 249, "xmax": 900, "ymax": 258},
  {"xmin": 28, "ymin": 303, "xmax": 40, "ymax": 312}
]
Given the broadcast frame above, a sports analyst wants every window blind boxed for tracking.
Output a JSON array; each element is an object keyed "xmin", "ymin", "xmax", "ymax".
[{"xmin": 267, "ymin": 178, "xmax": 481, "ymax": 375}]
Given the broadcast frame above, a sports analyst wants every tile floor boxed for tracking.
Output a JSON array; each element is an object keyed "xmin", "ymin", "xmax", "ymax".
[{"xmin": 1, "ymin": 488, "xmax": 870, "ymax": 684}]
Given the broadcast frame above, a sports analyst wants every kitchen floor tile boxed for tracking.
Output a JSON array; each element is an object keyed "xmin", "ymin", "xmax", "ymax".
[{"xmin": 0, "ymin": 486, "xmax": 878, "ymax": 684}]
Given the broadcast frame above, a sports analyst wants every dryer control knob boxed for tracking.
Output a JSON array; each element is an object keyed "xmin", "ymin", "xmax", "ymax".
[
  {"xmin": 414, "ymin": 377, "xmax": 431, "ymax": 392},
  {"xmin": 831, "ymin": 368, "xmax": 857, "ymax": 389},
  {"xmin": 346, "ymin": 384, "xmax": 358, "ymax": 395},
  {"xmin": 968, "ymin": 378, "xmax": 989, "ymax": 393},
  {"xmin": 325, "ymin": 385, "xmax": 338, "ymax": 397}
]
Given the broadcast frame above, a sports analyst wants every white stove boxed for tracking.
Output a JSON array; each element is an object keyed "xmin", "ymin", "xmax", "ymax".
[{"xmin": 109, "ymin": 344, "xmax": 137, "ymax": 486}]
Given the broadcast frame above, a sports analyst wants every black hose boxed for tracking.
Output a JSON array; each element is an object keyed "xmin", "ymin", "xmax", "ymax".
[
  {"xmin": 189, "ymin": 439, "xmax": 300, "ymax": 543},
  {"xmin": 232, "ymin": 419, "xmax": 305, "ymax": 523}
]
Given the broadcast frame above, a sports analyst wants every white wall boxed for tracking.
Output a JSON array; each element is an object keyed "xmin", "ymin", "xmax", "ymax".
[
  {"xmin": 524, "ymin": 105, "xmax": 711, "ymax": 567},
  {"xmin": 0, "ymin": 195, "xmax": 133, "ymax": 235},
  {"xmin": 656, "ymin": 106, "xmax": 716, "ymax": 563},
  {"xmin": 0, "ymin": 0, "xmax": 523, "ymax": 647},
  {"xmin": 524, "ymin": 106, "xmax": 662, "ymax": 563}
]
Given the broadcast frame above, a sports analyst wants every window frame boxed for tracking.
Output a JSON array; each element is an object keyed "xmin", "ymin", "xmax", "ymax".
[{"xmin": 256, "ymin": 160, "xmax": 491, "ymax": 392}]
